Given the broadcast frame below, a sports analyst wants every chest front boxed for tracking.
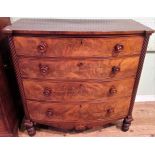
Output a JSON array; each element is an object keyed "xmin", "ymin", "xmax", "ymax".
[{"xmin": 5, "ymin": 19, "xmax": 153, "ymax": 136}]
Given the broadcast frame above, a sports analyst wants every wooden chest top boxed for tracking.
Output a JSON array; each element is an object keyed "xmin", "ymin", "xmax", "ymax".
[{"xmin": 3, "ymin": 19, "xmax": 154, "ymax": 35}]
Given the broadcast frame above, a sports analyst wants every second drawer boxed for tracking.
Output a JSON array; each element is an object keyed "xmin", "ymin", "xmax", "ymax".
[
  {"xmin": 23, "ymin": 78, "xmax": 135, "ymax": 102},
  {"xmin": 18, "ymin": 56, "xmax": 140, "ymax": 80}
]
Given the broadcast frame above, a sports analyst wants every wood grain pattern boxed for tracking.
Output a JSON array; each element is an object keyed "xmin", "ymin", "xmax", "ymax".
[
  {"xmin": 18, "ymin": 102, "xmax": 155, "ymax": 137},
  {"xmin": 5, "ymin": 19, "xmax": 153, "ymax": 136},
  {"xmin": 27, "ymin": 97, "xmax": 131, "ymax": 130},
  {"xmin": 18, "ymin": 56, "xmax": 140, "ymax": 80},
  {"xmin": 23, "ymin": 78, "xmax": 134, "ymax": 102},
  {"xmin": 13, "ymin": 36, "xmax": 143, "ymax": 57},
  {"xmin": 3, "ymin": 19, "xmax": 154, "ymax": 35}
]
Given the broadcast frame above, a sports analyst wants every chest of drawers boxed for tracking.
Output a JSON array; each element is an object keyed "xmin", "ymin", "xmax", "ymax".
[
  {"xmin": 4, "ymin": 19, "xmax": 153, "ymax": 136},
  {"xmin": 0, "ymin": 17, "xmax": 21, "ymax": 136}
]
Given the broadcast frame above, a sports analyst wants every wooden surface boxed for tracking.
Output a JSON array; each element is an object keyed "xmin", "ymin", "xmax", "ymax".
[
  {"xmin": 7, "ymin": 19, "xmax": 153, "ymax": 136},
  {"xmin": 0, "ymin": 17, "xmax": 20, "ymax": 137},
  {"xmin": 0, "ymin": 17, "xmax": 10, "ymax": 40},
  {"xmin": 19, "ymin": 102, "xmax": 155, "ymax": 137},
  {"xmin": 14, "ymin": 36, "xmax": 143, "ymax": 57},
  {"xmin": 3, "ymin": 19, "xmax": 154, "ymax": 35},
  {"xmin": 19, "ymin": 56, "xmax": 139, "ymax": 80},
  {"xmin": 23, "ymin": 78, "xmax": 134, "ymax": 102},
  {"xmin": 26, "ymin": 97, "xmax": 130, "ymax": 130}
]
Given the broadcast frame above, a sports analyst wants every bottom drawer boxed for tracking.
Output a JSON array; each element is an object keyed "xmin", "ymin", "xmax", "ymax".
[{"xmin": 27, "ymin": 97, "xmax": 131, "ymax": 126}]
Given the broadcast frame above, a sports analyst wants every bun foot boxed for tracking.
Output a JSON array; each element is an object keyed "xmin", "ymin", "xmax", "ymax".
[
  {"xmin": 122, "ymin": 115, "xmax": 133, "ymax": 132},
  {"xmin": 24, "ymin": 119, "xmax": 36, "ymax": 136},
  {"xmin": 27, "ymin": 127, "xmax": 36, "ymax": 136}
]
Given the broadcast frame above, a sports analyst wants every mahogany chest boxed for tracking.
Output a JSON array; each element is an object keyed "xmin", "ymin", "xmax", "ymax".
[
  {"xmin": 4, "ymin": 19, "xmax": 153, "ymax": 136},
  {"xmin": 0, "ymin": 17, "xmax": 20, "ymax": 136}
]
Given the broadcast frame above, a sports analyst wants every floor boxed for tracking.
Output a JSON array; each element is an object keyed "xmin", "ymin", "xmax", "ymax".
[{"xmin": 19, "ymin": 102, "xmax": 155, "ymax": 137}]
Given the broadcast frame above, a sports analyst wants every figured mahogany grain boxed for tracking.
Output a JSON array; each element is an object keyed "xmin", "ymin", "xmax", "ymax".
[
  {"xmin": 19, "ymin": 56, "xmax": 139, "ymax": 80},
  {"xmin": 5, "ymin": 19, "xmax": 154, "ymax": 135},
  {"xmin": 23, "ymin": 78, "xmax": 134, "ymax": 102},
  {"xmin": 14, "ymin": 36, "xmax": 143, "ymax": 58},
  {"xmin": 26, "ymin": 97, "xmax": 131, "ymax": 130}
]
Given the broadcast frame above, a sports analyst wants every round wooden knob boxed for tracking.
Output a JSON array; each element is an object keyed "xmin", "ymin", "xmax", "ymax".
[
  {"xmin": 46, "ymin": 109, "xmax": 53, "ymax": 118},
  {"xmin": 114, "ymin": 44, "xmax": 124, "ymax": 53},
  {"xmin": 112, "ymin": 66, "xmax": 120, "ymax": 74},
  {"xmin": 43, "ymin": 88, "xmax": 52, "ymax": 97},
  {"xmin": 39, "ymin": 64, "xmax": 49, "ymax": 75},
  {"xmin": 109, "ymin": 86, "xmax": 117, "ymax": 95},
  {"xmin": 37, "ymin": 41, "xmax": 48, "ymax": 55}
]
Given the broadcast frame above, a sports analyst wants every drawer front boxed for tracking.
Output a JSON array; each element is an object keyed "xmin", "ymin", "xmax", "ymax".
[
  {"xmin": 19, "ymin": 56, "xmax": 139, "ymax": 80},
  {"xmin": 27, "ymin": 97, "xmax": 130, "ymax": 122},
  {"xmin": 23, "ymin": 78, "xmax": 134, "ymax": 102},
  {"xmin": 14, "ymin": 36, "xmax": 144, "ymax": 57}
]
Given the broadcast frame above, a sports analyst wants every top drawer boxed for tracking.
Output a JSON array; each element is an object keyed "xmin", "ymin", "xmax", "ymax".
[{"xmin": 13, "ymin": 36, "xmax": 144, "ymax": 58}]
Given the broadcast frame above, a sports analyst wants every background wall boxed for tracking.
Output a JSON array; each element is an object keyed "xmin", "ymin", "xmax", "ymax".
[
  {"xmin": 11, "ymin": 18, "xmax": 155, "ymax": 101},
  {"xmin": 134, "ymin": 18, "xmax": 155, "ymax": 101}
]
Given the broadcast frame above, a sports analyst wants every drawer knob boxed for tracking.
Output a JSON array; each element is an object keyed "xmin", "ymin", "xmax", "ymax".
[
  {"xmin": 112, "ymin": 66, "xmax": 120, "ymax": 74},
  {"xmin": 43, "ymin": 88, "xmax": 52, "ymax": 96},
  {"xmin": 109, "ymin": 86, "xmax": 117, "ymax": 95},
  {"xmin": 114, "ymin": 44, "xmax": 124, "ymax": 53},
  {"xmin": 46, "ymin": 109, "xmax": 53, "ymax": 118},
  {"xmin": 39, "ymin": 64, "xmax": 49, "ymax": 75},
  {"xmin": 37, "ymin": 41, "xmax": 48, "ymax": 55}
]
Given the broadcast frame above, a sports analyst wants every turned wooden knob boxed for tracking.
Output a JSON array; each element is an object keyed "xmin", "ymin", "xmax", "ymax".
[
  {"xmin": 43, "ymin": 88, "xmax": 52, "ymax": 97},
  {"xmin": 114, "ymin": 44, "xmax": 124, "ymax": 53},
  {"xmin": 39, "ymin": 64, "xmax": 49, "ymax": 75},
  {"xmin": 109, "ymin": 86, "xmax": 117, "ymax": 95},
  {"xmin": 46, "ymin": 109, "xmax": 53, "ymax": 118},
  {"xmin": 37, "ymin": 41, "xmax": 48, "ymax": 55},
  {"xmin": 112, "ymin": 66, "xmax": 120, "ymax": 74}
]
